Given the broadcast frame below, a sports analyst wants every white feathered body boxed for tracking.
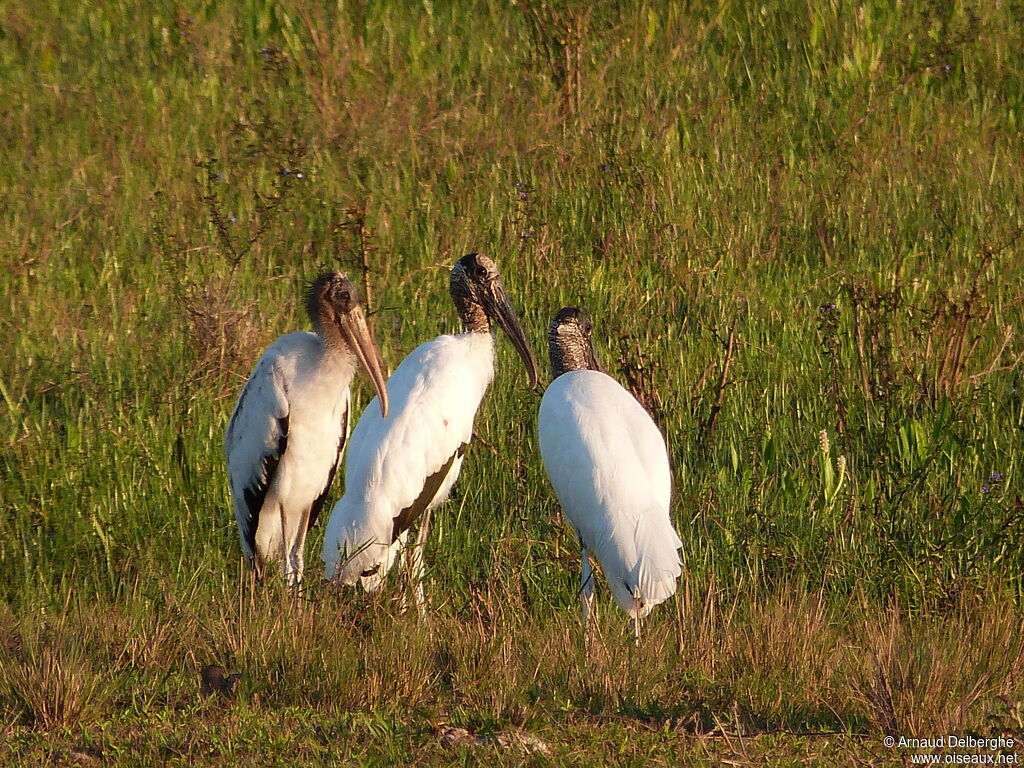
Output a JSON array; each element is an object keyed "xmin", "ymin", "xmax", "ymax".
[
  {"xmin": 322, "ymin": 331, "xmax": 494, "ymax": 587},
  {"xmin": 538, "ymin": 370, "xmax": 682, "ymax": 618},
  {"xmin": 225, "ymin": 331, "xmax": 354, "ymax": 579}
]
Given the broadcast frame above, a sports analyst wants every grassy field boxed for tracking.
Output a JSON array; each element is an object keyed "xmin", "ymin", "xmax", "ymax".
[{"xmin": 3, "ymin": 0, "xmax": 1024, "ymax": 764}]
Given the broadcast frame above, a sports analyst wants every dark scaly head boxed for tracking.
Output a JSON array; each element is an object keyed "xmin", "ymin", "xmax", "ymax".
[
  {"xmin": 449, "ymin": 253, "xmax": 540, "ymax": 388},
  {"xmin": 548, "ymin": 307, "xmax": 605, "ymax": 379},
  {"xmin": 307, "ymin": 272, "xmax": 390, "ymax": 417}
]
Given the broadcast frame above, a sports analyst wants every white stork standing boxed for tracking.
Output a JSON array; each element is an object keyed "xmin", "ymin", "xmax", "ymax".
[
  {"xmin": 322, "ymin": 253, "xmax": 539, "ymax": 607},
  {"xmin": 224, "ymin": 273, "xmax": 389, "ymax": 586},
  {"xmin": 537, "ymin": 307, "xmax": 682, "ymax": 641}
]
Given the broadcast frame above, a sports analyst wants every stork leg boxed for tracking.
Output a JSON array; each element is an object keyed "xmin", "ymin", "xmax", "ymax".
[
  {"xmin": 251, "ymin": 551, "xmax": 266, "ymax": 585},
  {"xmin": 288, "ymin": 507, "xmax": 312, "ymax": 590},
  {"xmin": 408, "ymin": 507, "xmax": 434, "ymax": 616},
  {"xmin": 290, "ymin": 539, "xmax": 305, "ymax": 591},
  {"xmin": 633, "ymin": 597, "xmax": 642, "ymax": 646},
  {"xmin": 278, "ymin": 503, "xmax": 299, "ymax": 589},
  {"xmin": 580, "ymin": 540, "xmax": 595, "ymax": 637}
]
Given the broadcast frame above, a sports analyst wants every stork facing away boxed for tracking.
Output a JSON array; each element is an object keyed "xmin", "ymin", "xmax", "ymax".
[
  {"xmin": 322, "ymin": 253, "xmax": 539, "ymax": 608},
  {"xmin": 225, "ymin": 273, "xmax": 389, "ymax": 586},
  {"xmin": 537, "ymin": 308, "xmax": 682, "ymax": 641}
]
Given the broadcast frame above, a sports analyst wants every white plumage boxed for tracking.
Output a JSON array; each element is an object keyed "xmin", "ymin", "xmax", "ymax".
[
  {"xmin": 537, "ymin": 308, "xmax": 682, "ymax": 637},
  {"xmin": 322, "ymin": 253, "xmax": 538, "ymax": 604},
  {"xmin": 224, "ymin": 273, "xmax": 387, "ymax": 585},
  {"xmin": 323, "ymin": 332, "xmax": 492, "ymax": 588}
]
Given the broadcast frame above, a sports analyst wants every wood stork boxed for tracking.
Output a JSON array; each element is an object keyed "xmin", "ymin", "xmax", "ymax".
[
  {"xmin": 322, "ymin": 253, "xmax": 539, "ymax": 607},
  {"xmin": 537, "ymin": 308, "xmax": 682, "ymax": 640},
  {"xmin": 224, "ymin": 273, "xmax": 389, "ymax": 586}
]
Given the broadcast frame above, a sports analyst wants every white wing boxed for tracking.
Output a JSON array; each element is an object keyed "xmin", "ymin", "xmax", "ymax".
[
  {"xmin": 224, "ymin": 348, "xmax": 291, "ymax": 560},
  {"xmin": 323, "ymin": 332, "xmax": 493, "ymax": 583},
  {"xmin": 538, "ymin": 370, "xmax": 682, "ymax": 617}
]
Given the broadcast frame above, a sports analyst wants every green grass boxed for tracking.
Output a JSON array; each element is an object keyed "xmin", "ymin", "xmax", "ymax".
[{"xmin": 2, "ymin": 0, "xmax": 1024, "ymax": 763}]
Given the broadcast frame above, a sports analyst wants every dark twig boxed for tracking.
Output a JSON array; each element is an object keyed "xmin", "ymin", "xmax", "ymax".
[
  {"xmin": 700, "ymin": 320, "xmax": 737, "ymax": 445},
  {"xmin": 337, "ymin": 200, "xmax": 381, "ymax": 347}
]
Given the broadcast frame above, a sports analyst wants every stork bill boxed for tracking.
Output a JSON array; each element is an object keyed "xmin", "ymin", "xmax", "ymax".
[{"xmin": 224, "ymin": 272, "xmax": 388, "ymax": 586}]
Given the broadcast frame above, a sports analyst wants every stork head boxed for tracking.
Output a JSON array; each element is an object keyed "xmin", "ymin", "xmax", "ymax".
[
  {"xmin": 547, "ymin": 307, "xmax": 605, "ymax": 379},
  {"xmin": 307, "ymin": 272, "xmax": 389, "ymax": 417},
  {"xmin": 450, "ymin": 253, "xmax": 540, "ymax": 389}
]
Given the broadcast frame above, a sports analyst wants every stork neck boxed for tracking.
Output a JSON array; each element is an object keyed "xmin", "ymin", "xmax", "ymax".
[
  {"xmin": 454, "ymin": 295, "xmax": 490, "ymax": 334},
  {"xmin": 312, "ymin": 312, "xmax": 347, "ymax": 355},
  {"xmin": 549, "ymin": 336, "xmax": 594, "ymax": 378}
]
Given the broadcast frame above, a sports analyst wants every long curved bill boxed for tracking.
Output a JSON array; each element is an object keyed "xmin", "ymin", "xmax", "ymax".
[
  {"xmin": 338, "ymin": 305, "xmax": 390, "ymax": 417},
  {"xmin": 485, "ymin": 283, "xmax": 540, "ymax": 389}
]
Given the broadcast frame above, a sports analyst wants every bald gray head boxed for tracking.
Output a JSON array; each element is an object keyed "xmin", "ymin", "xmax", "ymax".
[
  {"xmin": 306, "ymin": 272, "xmax": 358, "ymax": 334},
  {"xmin": 449, "ymin": 253, "xmax": 500, "ymax": 333},
  {"xmin": 449, "ymin": 253, "xmax": 540, "ymax": 388},
  {"xmin": 305, "ymin": 271, "xmax": 390, "ymax": 417},
  {"xmin": 548, "ymin": 307, "xmax": 604, "ymax": 379}
]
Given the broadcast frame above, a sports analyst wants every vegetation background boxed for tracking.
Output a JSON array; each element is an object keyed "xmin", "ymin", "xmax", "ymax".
[{"xmin": 2, "ymin": 0, "xmax": 1023, "ymax": 764}]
